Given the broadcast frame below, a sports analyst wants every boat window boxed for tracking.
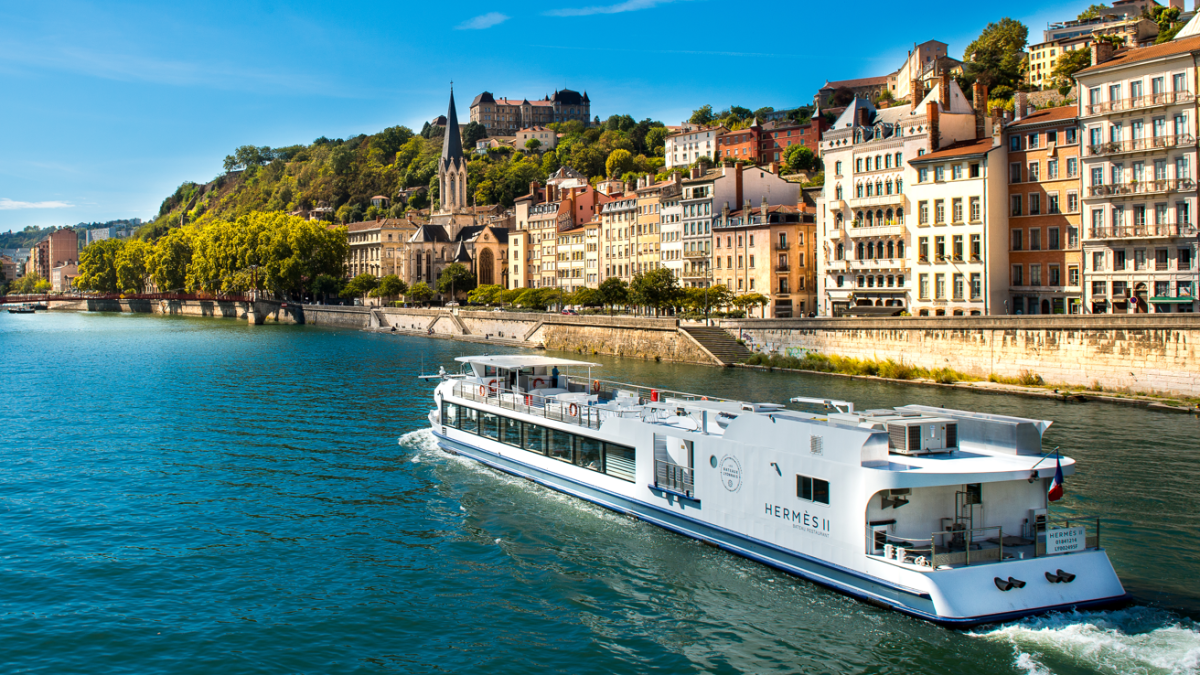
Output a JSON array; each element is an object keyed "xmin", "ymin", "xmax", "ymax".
[
  {"xmin": 525, "ymin": 423, "xmax": 546, "ymax": 455},
  {"xmin": 797, "ymin": 474, "xmax": 830, "ymax": 505},
  {"xmin": 461, "ymin": 407, "xmax": 479, "ymax": 435},
  {"xmin": 501, "ymin": 416, "xmax": 522, "ymax": 447},
  {"xmin": 575, "ymin": 437, "xmax": 602, "ymax": 472},
  {"xmin": 443, "ymin": 402, "xmax": 459, "ymax": 428},
  {"xmin": 604, "ymin": 443, "xmax": 635, "ymax": 482},
  {"xmin": 548, "ymin": 429, "xmax": 573, "ymax": 462},
  {"xmin": 480, "ymin": 412, "xmax": 499, "ymax": 440}
]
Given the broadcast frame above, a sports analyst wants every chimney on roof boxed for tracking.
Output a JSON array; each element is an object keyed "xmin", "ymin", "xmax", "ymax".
[
  {"xmin": 735, "ymin": 162, "xmax": 744, "ymax": 208},
  {"xmin": 939, "ymin": 69, "xmax": 950, "ymax": 110},
  {"xmin": 690, "ymin": 165, "xmax": 701, "ymax": 179},
  {"xmin": 972, "ymin": 82, "xmax": 989, "ymax": 140},
  {"xmin": 1091, "ymin": 37, "xmax": 1115, "ymax": 66},
  {"xmin": 911, "ymin": 78, "xmax": 924, "ymax": 103},
  {"xmin": 927, "ymin": 101, "xmax": 941, "ymax": 149},
  {"xmin": 769, "ymin": 161, "xmax": 779, "ymax": 175},
  {"xmin": 858, "ymin": 106, "xmax": 870, "ymax": 127},
  {"xmin": 1014, "ymin": 91, "xmax": 1028, "ymax": 122},
  {"xmin": 761, "ymin": 195, "xmax": 769, "ymax": 217}
]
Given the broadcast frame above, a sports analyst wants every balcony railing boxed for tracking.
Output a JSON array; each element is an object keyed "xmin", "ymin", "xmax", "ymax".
[
  {"xmin": 775, "ymin": 243, "xmax": 790, "ymax": 250},
  {"xmin": 1086, "ymin": 178, "xmax": 1195, "ymax": 198},
  {"xmin": 775, "ymin": 264, "xmax": 790, "ymax": 272},
  {"xmin": 848, "ymin": 193, "xmax": 907, "ymax": 209},
  {"xmin": 849, "ymin": 258, "xmax": 909, "ymax": 271},
  {"xmin": 1087, "ymin": 223, "xmax": 1197, "ymax": 239},
  {"xmin": 847, "ymin": 223, "xmax": 905, "ymax": 238},
  {"xmin": 654, "ymin": 459, "xmax": 695, "ymax": 499},
  {"xmin": 1083, "ymin": 90, "xmax": 1194, "ymax": 116},
  {"xmin": 683, "ymin": 249, "xmax": 709, "ymax": 259},
  {"xmin": 1085, "ymin": 134, "xmax": 1195, "ymax": 157},
  {"xmin": 869, "ymin": 516, "xmax": 1101, "ymax": 569}
]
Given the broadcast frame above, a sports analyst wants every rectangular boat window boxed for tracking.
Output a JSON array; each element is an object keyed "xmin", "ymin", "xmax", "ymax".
[
  {"xmin": 797, "ymin": 474, "xmax": 830, "ymax": 505},
  {"xmin": 548, "ymin": 429, "xmax": 573, "ymax": 462},
  {"xmin": 461, "ymin": 407, "xmax": 479, "ymax": 435},
  {"xmin": 501, "ymin": 416, "xmax": 521, "ymax": 447},
  {"xmin": 575, "ymin": 437, "xmax": 603, "ymax": 471},
  {"xmin": 604, "ymin": 443, "xmax": 636, "ymax": 482},
  {"xmin": 525, "ymin": 423, "xmax": 546, "ymax": 455},
  {"xmin": 443, "ymin": 402, "xmax": 458, "ymax": 429},
  {"xmin": 480, "ymin": 412, "xmax": 500, "ymax": 440}
]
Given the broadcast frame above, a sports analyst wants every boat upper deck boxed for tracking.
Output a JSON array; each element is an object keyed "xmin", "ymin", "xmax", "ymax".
[{"xmin": 441, "ymin": 355, "xmax": 1067, "ymax": 480}]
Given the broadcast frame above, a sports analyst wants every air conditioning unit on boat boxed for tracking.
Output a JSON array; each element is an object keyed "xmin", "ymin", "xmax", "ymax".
[{"xmin": 885, "ymin": 417, "xmax": 958, "ymax": 455}]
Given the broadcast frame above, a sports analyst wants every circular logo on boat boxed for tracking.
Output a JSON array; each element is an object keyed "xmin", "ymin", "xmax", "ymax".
[{"xmin": 719, "ymin": 455, "xmax": 742, "ymax": 492}]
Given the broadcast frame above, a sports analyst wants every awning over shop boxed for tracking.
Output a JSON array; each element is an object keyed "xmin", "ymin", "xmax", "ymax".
[{"xmin": 1150, "ymin": 296, "xmax": 1195, "ymax": 304}]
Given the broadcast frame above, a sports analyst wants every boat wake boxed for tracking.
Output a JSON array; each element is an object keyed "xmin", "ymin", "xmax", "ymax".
[{"xmin": 972, "ymin": 606, "xmax": 1200, "ymax": 675}]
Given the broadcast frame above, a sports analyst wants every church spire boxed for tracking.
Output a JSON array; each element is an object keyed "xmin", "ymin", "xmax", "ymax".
[{"xmin": 441, "ymin": 86, "xmax": 465, "ymax": 171}]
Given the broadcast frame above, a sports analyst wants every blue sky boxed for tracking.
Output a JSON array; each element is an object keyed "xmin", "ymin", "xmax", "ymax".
[{"xmin": 0, "ymin": 0, "xmax": 1083, "ymax": 233}]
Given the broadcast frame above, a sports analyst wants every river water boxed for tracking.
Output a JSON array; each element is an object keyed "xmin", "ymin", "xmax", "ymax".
[{"xmin": 2, "ymin": 311, "xmax": 1198, "ymax": 674}]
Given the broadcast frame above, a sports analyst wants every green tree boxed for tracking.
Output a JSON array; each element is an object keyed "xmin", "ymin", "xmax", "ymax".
[
  {"xmin": 311, "ymin": 273, "xmax": 341, "ymax": 303},
  {"xmin": 630, "ymin": 267, "xmax": 680, "ymax": 316},
  {"xmin": 341, "ymin": 273, "xmax": 378, "ymax": 301},
  {"xmin": 645, "ymin": 127, "xmax": 669, "ymax": 156},
  {"xmin": 689, "ymin": 105, "xmax": 714, "ymax": 126},
  {"xmin": 1077, "ymin": 3, "xmax": 1109, "ymax": 20},
  {"xmin": 467, "ymin": 283, "xmax": 504, "ymax": 305},
  {"xmin": 963, "ymin": 18, "xmax": 1029, "ymax": 92},
  {"xmin": 1051, "ymin": 47, "xmax": 1092, "ymax": 89},
  {"xmin": 76, "ymin": 238, "xmax": 125, "ymax": 292},
  {"xmin": 605, "ymin": 149, "xmax": 634, "ymax": 178},
  {"xmin": 150, "ymin": 227, "xmax": 193, "ymax": 292},
  {"xmin": 407, "ymin": 281, "xmax": 433, "ymax": 305},
  {"xmin": 784, "ymin": 145, "xmax": 816, "ymax": 173},
  {"xmin": 597, "ymin": 276, "xmax": 629, "ymax": 316},
  {"xmin": 116, "ymin": 239, "xmax": 152, "ymax": 293},
  {"xmin": 462, "ymin": 122, "xmax": 488, "ymax": 149},
  {"xmin": 524, "ymin": 139, "xmax": 541, "ymax": 153},
  {"xmin": 752, "ymin": 106, "xmax": 774, "ymax": 119},
  {"xmin": 571, "ymin": 287, "xmax": 602, "ymax": 308},
  {"xmin": 370, "ymin": 274, "xmax": 408, "ymax": 302},
  {"xmin": 734, "ymin": 292, "xmax": 770, "ymax": 317},
  {"xmin": 437, "ymin": 262, "xmax": 476, "ymax": 299},
  {"xmin": 9, "ymin": 272, "xmax": 46, "ymax": 294}
]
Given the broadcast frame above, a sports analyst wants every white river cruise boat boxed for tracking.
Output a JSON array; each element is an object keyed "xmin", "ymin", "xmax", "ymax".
[{"xmin": 423, "ymin": 355, "xmax": 1126, "ymax": 626}]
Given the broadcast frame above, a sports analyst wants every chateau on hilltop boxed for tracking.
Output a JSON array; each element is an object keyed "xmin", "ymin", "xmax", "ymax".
[{"xmin": 470, "ymin": 89, "xmax": 591, "ymax": 135}]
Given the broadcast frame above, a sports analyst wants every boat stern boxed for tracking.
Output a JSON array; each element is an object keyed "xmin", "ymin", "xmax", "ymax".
[{"xmin": 921, "ymin": 549, "xmax": 1126, "ymax": 625}]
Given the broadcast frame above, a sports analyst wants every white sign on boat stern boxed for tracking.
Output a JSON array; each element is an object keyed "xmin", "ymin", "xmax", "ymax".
[
  {"xmin": 920, "ymin": 549, "xmax": 1126, "ymax": 621},
  {"xmin": 1046, "ymin": 527, "xmax": 1087, "ymax": 555}
]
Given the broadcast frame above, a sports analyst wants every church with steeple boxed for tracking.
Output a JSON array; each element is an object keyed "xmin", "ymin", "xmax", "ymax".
[{"xmin": 403, "ymin": 87, "xmax": 510, "ymax": 296}]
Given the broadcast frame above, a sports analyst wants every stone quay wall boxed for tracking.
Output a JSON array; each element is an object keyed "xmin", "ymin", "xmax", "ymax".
[{"xmin": 719, "ymin": 315, "xmax": 1200, "ymax": 396}]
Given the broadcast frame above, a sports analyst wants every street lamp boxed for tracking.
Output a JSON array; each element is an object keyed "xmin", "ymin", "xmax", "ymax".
[{"xmin": 250, "ymin": 264, "xmax": 258, "ymax": 302}]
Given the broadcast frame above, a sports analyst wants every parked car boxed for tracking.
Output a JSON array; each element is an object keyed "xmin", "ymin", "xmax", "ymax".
[{"xmin": 561, "ymin": 309, "xmax": 578, "ymax": 315}]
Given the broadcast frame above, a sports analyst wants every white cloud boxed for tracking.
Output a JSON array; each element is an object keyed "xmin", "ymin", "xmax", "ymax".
[
  {"xmin": 0, "ymin": 198, "xmax": 73, "ymax": 210},
  {"xmin": 456, "ymin": 12, "xmax": 510, "ymax": 30},
  {"xmin": 545, "ymin": 0, "xmax": 679, "ymax": 17}
]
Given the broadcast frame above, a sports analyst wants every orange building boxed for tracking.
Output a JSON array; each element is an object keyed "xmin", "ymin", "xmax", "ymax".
[{"xmin": 1004, "ymin": 106, "xmax": 1084, "ymax": 314}]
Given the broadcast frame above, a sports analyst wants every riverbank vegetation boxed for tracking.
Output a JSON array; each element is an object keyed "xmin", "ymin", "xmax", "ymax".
[{"xmin": 75, "ymin": 213, "xmax": 347, "ymax": 298}]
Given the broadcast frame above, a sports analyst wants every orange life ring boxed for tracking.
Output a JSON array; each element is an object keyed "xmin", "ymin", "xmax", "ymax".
[
  {"xmin": 478, "ymin": 384, "xmax": 486, "ymax": 397},
  {"xmin": 592, "ymin": 379, "xmax": 600, "ymax": 393},
  {"xmin": 524, "ymin": 395, "xmax": 532, "ymax": 406},
  {"xmin": 488, "ymin": 381, "xmax": 498, "ymax": 395},
  {"xmin": 701, "ymin": 396, "xmax": 708, "ymax": 401},
  {"xmin": 532, "ymin": 377, "xmax": 545, "ymax": 389},
  {"xmin": 568, "ymin": 403, "xmax": 580, "ymax": 417}
]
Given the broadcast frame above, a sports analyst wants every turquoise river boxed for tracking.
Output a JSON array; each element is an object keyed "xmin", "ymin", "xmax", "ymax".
[{"xmin": 2, "ymin": 311, "xmax": 1199, "ymax": 674}]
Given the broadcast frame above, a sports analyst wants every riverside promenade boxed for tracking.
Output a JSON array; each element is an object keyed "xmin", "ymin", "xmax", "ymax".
[{"xmin": 36, "ymin": 295, "xmax": 1200, "ymax": 400}]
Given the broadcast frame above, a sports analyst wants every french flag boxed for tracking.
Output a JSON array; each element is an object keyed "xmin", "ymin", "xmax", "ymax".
[{"xmin": 1047, "ymin": 454, "xmax": 1064, "ymax": 502}]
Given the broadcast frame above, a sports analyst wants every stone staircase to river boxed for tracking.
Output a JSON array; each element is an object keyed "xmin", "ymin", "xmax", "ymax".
[{"xmin": 680, "ymin": 326, "xmax": 753, "ymax": 366}]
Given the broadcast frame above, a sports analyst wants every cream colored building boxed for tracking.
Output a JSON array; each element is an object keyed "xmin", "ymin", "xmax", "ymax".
[
  {"xmin": 600, "ymin": 194, "xmax": 639, "ymax": 282},
  {"xmin": 664, "ymin": 126, "xmax": 727, "ymax": 169},
  {"xmin": 1075, "ymin": 33, "xmax": 1200, "ymax": 313},
  {"xmin": 516, "ymin": 127, "xmax": 557, "ymax": 151}
]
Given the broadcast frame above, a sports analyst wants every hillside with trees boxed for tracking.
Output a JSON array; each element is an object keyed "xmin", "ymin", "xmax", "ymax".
[{"xmin": 140, "ymin": 115, "xmax": 675, "ymax": 243}]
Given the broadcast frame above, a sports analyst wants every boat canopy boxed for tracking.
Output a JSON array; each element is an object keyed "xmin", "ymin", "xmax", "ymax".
[{"xmin": 454, "ymin": 355, "xmax": 601, "ymax": 369}]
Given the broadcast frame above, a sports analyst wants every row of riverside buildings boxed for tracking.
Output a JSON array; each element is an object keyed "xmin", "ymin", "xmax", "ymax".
[
  {"xmin": 340, "ymin": 20, "xmax": 1200, "ymax": 316},
  {"xmin": 2, "ymin": 228, "xmax": 79, "ymax": 292}
]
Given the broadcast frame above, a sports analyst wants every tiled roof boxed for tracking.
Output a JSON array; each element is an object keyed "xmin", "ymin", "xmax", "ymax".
[
  {"xmin": 909, "ymin": 138, "xmax": 996, "ymax": 162},
  {"xmin": 821, "ymin": 75, "xmax": 890, "ymax": 90},
  {"xmin": 1007, "ymin": 105, "xmax": 1077, "ymax": 128},
  {"xmin": 1075, "ymin": 35, "xmax": 1200, "ymax": 75}
]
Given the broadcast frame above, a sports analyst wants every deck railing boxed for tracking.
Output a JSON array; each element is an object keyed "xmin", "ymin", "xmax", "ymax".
[
  {"xmin": 654, "ymin": 459, "xmax": 695, "ymax": 498},
  {"xmin": 870, "ymin": 516, "xmax": 1101, "ymax": 569}
]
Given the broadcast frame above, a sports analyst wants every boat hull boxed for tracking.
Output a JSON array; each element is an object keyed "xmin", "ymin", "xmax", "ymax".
[{"xmin": 430, "ymin": 427, "xmax": 1127, "ymax": 627}]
